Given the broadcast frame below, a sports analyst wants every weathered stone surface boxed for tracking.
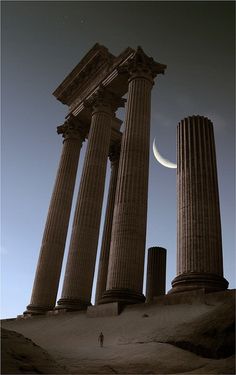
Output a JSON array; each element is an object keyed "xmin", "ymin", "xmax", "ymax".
[
  {"xmin": 101, "ymin": 48, "xmax": 166, "ymax": 305},
  {"xmin": 146, "ymin": 247, "xmax": 167, "ymax": 302},
  {"xmin": 57, "ymin": 88, "xmax": 124, "ymax": 310},
  {"xmin": 25, "ymin": 120, "xmax": 84, "ymax": 315},
  {"xmin": 87, "ymin": 302, "xmax": 121, "ymax": 317},
  {"xmin": 53, "ymin": 43, "xmax": 115, "ymax": 106},
  {"xmin": 95, "ymin": 142, "xmax": 121, "ymax": 304},
  {"xmin": 53, "ymin": 43, "xmax": 134, "ymax": 112},
  {"xmin": 27, "ymin": 45, "xmax": 169, "ymax": 314},
  {"xmin": 170, "ymin": 116, "xmax": 228, "ymax": 294}
]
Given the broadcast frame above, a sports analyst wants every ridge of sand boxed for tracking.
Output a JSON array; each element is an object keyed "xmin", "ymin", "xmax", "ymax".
[
  {"xmin": 2, "ymin": 290, "xmax": 235, "ymax": 374},
  {"xmin": 1, "ymin": 328, "xmax": 68, "ymax": 374}
]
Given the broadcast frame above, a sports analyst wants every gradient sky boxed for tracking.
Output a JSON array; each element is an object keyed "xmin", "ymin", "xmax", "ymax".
[{"xmin": 2, "ymin": 1, "xmax": 235, "ymax": 318}]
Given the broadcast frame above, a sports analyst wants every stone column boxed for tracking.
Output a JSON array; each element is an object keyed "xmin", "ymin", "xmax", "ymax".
[
  {"xmin": 25, "ymin": 118, "xmax": 84, "ymax": 315},
  {"xmin": 145, "ymin": 247, "xmax": 166, "ymax": 303},
  {"xmin": 170, "ymin": 116, "xmax": 228, "ymax": 293},
  {"xmin": 95, "ymin": 142, "xmax": 121, "ymax": 304},
  {"xmin": 100, "ymin": 47, "xmax": 166, "ymax": 305},
  {"xmin": 57, "ymin": 88, "xmax": 125, "ymax": 310}
]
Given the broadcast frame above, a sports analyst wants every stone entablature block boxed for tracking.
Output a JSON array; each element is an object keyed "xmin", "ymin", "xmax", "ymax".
[{"xmin": 53, "ymin": 43, "xmax": 134, "ymax": 113}]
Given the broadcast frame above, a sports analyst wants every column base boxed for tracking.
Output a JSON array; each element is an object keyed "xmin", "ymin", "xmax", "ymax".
[
  {"xmin": 56, "ymin": 298, "xmax": 91, "ymax": 311},
  {"xmin": 23, "ymin": 304, "xmax": 53, "ymax": 316},
  {"xmin": 168, "ymin": 272, "xmax": 229, "ymax": 294},
  {"xmin": 99, "ymin": 288, "xmax": 145, "ymax": 305}
]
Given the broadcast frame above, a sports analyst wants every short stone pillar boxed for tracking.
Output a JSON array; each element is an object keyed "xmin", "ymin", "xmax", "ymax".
[
  {"xmin": 57, "ymin": 88, "xmax": 125, "ymax": 310},
  {"xmin": 146, "ymin": 247, "xmax": 166, "ymax": 303},
  {"xmin": 25, "ymin": 118, "xmax": 84, "ymax": 315},
  {"xmin": 95, "ymin": 142, "xmax": 121, "ymax": 304},
  {"xmin": 100, "ymin": 47, "xmax": 166, "ymax": 305},
  {"xmin": 170, "ymin": 115, "xmax": 228, "ymax": 293}
]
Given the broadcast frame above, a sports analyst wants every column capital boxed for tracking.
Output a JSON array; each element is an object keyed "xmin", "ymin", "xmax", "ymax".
[
  {"xmin": 57, "ymin": 115, "xmax": 86, "ymax": 142},
  {"xmin": 84, "ymin": 86, "xmax": 126, "ymax": 115},
  {"xmin": 119, "ymin": 46, "xmax": 166, "ymax": 83},
  {"xmin": 109, "ymin": 141, "xmax": 121, "ymax": 165}
]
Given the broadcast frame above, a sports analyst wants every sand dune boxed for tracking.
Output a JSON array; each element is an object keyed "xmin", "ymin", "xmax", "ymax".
[
  {"xmin": 2, "ymin": 289, "xmax": 235, "ymax": 374},
  {"xmin": 1, "ymin": 328, "xmax": 68, "ymax": 374}
]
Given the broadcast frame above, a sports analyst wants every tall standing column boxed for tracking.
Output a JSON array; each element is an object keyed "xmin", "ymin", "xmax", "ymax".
[
  {"xmin": 170, "ymin": 116, "xmax": 228, "ymax": 293},
  {"xmin": 100, "ymin": 47, "xmax": 166, "ymax": 305},
  {"xmin": 145, "ymin": 247, "xmax": 166, "ymax": 303},
  {"xmin": 95, "ymin": 142, "xmax": 121, "ymax": 304},
  {"xmin": 25, "ymin": 118, "xmax": 85, "ymax": 315},
  {"xmin": 57, "ymin": 88, "xmax": 125, "ymax": 310}
]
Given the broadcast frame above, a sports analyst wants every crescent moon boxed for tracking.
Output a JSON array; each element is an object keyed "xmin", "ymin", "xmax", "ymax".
[{"xmin": 153, "ymin": 138, "xmax": 177, "ymax": 169}]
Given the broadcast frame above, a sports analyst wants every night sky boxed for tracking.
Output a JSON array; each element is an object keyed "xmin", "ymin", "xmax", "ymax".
[{"xmin": 2, "ymin": 1, "xmax": 235, "ymax": 318}]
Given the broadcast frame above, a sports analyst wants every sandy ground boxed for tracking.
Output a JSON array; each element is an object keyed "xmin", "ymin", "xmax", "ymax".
[
  {"xmin": 1, "ymin": 290, "xmax": 235, "ymax": 374},
  {"xmin": 1, "ymin": 328, "xmax": 68, "ymax": 374}
]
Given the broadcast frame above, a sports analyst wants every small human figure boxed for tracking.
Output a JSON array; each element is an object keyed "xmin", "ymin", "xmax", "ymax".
[{"xmin": 98, "ymin": 332, "xmax": 104, "ymax": 347}]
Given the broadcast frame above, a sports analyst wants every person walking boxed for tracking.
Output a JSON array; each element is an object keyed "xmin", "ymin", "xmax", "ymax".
[{"xmin": 98, "ymin": 332, "xmax": 104, "ymax": 347}]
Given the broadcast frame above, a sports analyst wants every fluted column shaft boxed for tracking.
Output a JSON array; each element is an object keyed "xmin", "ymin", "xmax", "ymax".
[
  {"xmin": 25, "ymin": 121, "xmax": 84, "ymax": 314},
  {"xmin": 101, "ymin": 49, "xmax": 166, "ymax": 304},
  {"xmin": 95, "ymin": 144, "xmax": 120, "ymax": 304},
  {"xmin": 105, "ymin": 76, "xmax": 151, "ymax": 301},
  {"xmin": 57, "ymin": 88, "xmax": 125, "ymax": 310},
  {"xmin": 170, "ymin": 116, "xmax": 228, "ymax": 293},
  {"xmin": 146, "ymin": 247, "xmax": 166, "ymax": 303}
]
